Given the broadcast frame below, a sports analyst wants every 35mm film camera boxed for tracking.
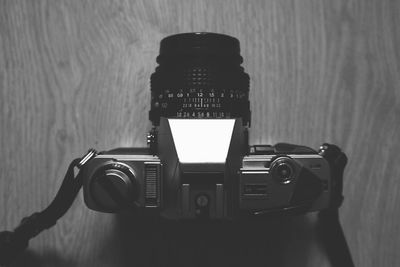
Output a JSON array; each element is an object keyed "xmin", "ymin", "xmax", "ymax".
[
  {"xmin": 0, "ymin": 32, "xmax": 352, "ymax": 267},
  {"xmin": 80, "ymin": 33, "xmax": 344, "ymax": 220}
]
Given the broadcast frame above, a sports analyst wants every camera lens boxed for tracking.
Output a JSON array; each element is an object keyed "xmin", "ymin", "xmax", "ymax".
[
  {"xmin": 270, "ymin": 157, "xmax": 295, "ymax": 185},
  {"xmin": 150, "ymin": 32, "xmax": 250, "ymax": 125}
]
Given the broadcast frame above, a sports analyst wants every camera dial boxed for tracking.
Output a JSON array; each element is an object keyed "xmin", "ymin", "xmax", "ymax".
[
  {"xmin": 90, "ymin": 162, "xmax": 138, "ymax": 211},
  {"xmin": 270, "ymin": 157, "xmax": 296, "ymax": 185}
]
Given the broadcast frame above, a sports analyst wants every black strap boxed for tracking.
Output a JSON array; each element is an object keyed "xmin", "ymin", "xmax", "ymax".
[
  {"xmin": 0, "ymin": 145, "xmax": 354, "ymax": 266},
  {"xmin": 317, "ymin": 208, "xmax": 355, "ymax": 267},
  {"xmin": 255, "ymin": 143, "xmax": 354, "ymax": 266},
  {"xmin": 317, "ymin": 144, "xmax": 354, "ymax": 267},
  {"xmin": 0, "ymin": 158, "xmax": 84, "ymax": 266}
]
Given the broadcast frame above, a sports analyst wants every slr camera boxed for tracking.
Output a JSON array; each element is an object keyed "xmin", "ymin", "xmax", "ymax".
[{"xmin": 80, "ymin": 33, "xmax": 340, "ymax": 220}]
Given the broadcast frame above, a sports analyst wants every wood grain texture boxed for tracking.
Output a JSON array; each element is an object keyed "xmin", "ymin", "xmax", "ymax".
[{"xmin": 1, "ymin": 0, "xmax": 399, "ymax": 266}]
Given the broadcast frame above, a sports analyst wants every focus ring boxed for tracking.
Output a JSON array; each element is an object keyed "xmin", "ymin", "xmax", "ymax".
[{"xmin": 151, "ymin": 66, "xmax": 249, "ymax": 89}]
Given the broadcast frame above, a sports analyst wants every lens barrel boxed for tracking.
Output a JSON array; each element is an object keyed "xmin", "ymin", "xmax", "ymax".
[{"xmin": 150, "ymin": 32, "xmax": 250, "ymax": 125}]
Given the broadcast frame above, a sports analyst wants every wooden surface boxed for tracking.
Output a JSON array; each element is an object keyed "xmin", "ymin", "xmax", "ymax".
[{"xmin": 1, "ymin": 0, "xmax": 400, "ymax": 266}]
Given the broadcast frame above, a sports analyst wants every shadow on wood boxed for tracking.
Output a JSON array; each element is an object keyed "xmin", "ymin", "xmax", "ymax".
[{"xmin": 110, "ymin": 213, "xmax": 321, "ymax": 267}]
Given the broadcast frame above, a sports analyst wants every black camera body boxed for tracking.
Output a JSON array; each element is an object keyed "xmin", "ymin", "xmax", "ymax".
[
  {"xmin": 81, "ymin": 118, "xmax": 332, "ymax": 220},
  {"xmin": 80, "ymin": 33, "xmax": 339, "ymax": 221}
]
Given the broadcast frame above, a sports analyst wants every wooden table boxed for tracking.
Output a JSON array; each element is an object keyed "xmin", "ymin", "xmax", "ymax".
[{"xmin": 1, "ymin": 1, "xmax": 399, "ymax": 266}]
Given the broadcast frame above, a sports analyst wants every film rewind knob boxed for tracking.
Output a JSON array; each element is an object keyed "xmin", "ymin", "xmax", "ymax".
[{"xmin": 90, "ymin": 163, "xmax": 138, "ymax": 211}]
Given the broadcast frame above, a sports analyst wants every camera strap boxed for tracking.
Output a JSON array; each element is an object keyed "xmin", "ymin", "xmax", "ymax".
[
  {"xmin": 317, "ymin": 143, "xmax": 355, "ymax": 267},
  {"xmin": 0, "ymin": 149, "xmax": 97, "ymax": 266},
  {"xmin": 0, "ymin": 145, "xmax": 354, "ymax": 267},
  {"xmin": 254, "ymin": 144, "xmax": 355, "ymax": 267},
  {"xmin": 318, "ymin": 208, "xmax": 355, "ymax": 267}
]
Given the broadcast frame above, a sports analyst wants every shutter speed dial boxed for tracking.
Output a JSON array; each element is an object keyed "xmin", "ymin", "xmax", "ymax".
[{"xmin": 89, "ymin": 162, "xmax": 138, "ymax": 211}]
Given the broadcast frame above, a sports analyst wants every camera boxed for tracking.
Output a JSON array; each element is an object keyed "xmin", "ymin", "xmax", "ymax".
[{"xmin": 80, "ymin": 33, "xmax": 336, "ymax": 220}]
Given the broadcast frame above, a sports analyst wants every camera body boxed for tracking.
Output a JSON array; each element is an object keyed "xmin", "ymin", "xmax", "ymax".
[
  {"xmin": 81, "ymin": 118, "xmax": 332, "ymax": 220},
  {"xmin": 80, "ymin": 32, "xmax": 340, "ymax": 221}
]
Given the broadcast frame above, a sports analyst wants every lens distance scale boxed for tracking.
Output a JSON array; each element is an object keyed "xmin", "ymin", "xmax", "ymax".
[{"xmin": 151, "ymin": 87, "xmax": 249, "ymax": 121}]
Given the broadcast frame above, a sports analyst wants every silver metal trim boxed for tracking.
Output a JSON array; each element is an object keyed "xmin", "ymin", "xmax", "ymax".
[
  {"xmin": 77, "ymin": 149, "xmax": 98, "ymax": 169},
  {"xmin": 240, "ymin": 171, "xmax": 269, "ymax": 174},
  {"xmin": 95, "ymin": 154, "xmax": 160, "ymax": 160}
]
